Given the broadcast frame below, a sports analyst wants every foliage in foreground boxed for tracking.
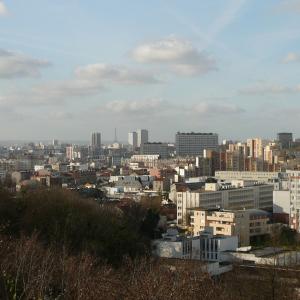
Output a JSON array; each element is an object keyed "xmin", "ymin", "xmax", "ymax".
[
  {"xmin": 0, "ymin": 234, "xmax": 299, "ymax": 300},
  {"xmin": 0, "ymin": 188, "xmax": 158, "ymax": 265}
]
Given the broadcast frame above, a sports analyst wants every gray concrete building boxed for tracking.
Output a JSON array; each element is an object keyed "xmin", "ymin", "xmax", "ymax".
[{"xmin": 175, "ymin": 132, "xmax": 218, "ymax": 157}]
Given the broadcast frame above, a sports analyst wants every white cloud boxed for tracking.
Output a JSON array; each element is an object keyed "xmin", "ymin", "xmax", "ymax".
[
  {"xmin": 1, "ymin": 63, "xmax": 161, "ymax": 105},
  {"xmin": 132, "ymin": 37, "xmax": 217, "ymax": 76},
  {"xmin": 75, "ymin": 63, "xmax": 160, "ymax": 84},
  {"xmin": 193, "ymin": 102, "xmax": 244, "ymax": 115},
  {"xmin": 103, "ymin": 99, "xmax": 165, "ymax": 114},
  {"xmin": 0, "ymin": 79, "xmax": 105, "ymax": 106},
  {"xmin": 0, "ymin": 49, "xmax": 50, "ymax": 79},
  {"xmin": 282, "ymin": 52, "xmax": 300, "ymax": 63},
  {"xmin": 30, "ymin": 79, "xmax": 105, "ymax": 102},
  {"xmin": 99, "ymin": 99, "xmax": 244, "ymax": 119},
  {"xmin": 239, "ymin": 82, "xmax": 300, "ymax": 95},
  {"xmin": 0, "ymin": 1, "xmax": 7, "ymax": 16}
]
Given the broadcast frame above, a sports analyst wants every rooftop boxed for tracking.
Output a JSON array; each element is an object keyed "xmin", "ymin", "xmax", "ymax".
[{"xmin": 176, "ymin": 132, "xmax": 217, "ymax": 136}]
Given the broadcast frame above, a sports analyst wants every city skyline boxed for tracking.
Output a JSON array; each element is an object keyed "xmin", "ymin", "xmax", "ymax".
[
  {"xmin": 1, "ymin": 1, "xmax": 300, "ymax": 140},
  {"xmin": 2, "ymin": 2, "xmax": 300, "ymax": 296},
  {"xmin": 0, "ymin": 128, "xmax": 300, "ymax": 145}
]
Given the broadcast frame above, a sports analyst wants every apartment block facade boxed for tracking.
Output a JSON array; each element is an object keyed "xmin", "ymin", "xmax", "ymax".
[
  {"xmin": 175, "ymin": 132, "xmax": 218, "ymax": 157},
  {"xmin": 177, "ymin": 183, "xmax": 273, "ymax": 226},
  {"xmin": 190, "ymin": 209, "xmax": 270, "ymax": 246}
]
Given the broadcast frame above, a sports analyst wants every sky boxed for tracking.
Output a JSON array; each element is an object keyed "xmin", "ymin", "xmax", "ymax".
[{"xmin": 1, "ymin": 0, "xmax": 300, "ymax": 142}]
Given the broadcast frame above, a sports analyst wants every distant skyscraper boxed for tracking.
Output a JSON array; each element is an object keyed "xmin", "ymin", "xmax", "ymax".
[
  {"xmin": 137, "ymin": 129, "xmax": 148, "ymax": 147},
  {"xmin": 128, "ymin": 132, "xmax": 138, "ymax": 149},
  {"xmin": 91, "ymin": 132, "xmax": 101, "ymax": 148},
  {"xmin": 277, "ymin": 132, "xmax": 293, "ymax": 149},
  {"xmin": 52, "ymin": 139, "xmax": 59, "ymax": 146},
  {"xmin": 175, "ymin": 132, "xmax": 218, "ymax": 157}
]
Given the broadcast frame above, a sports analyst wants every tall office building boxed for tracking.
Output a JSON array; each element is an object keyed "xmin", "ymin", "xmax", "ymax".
[
  {"xmin": 175, "ymin": 132, "xmax": 218, "ymax": 157},
  {"xmin": 91, "ymin": 132, "xmax": 101, "ymax": 157},
  {"xmin": 91, "ymin": 132, "xmax": 101, "ymax": 148},
  {"xmin": 137, "ymin": 129, "xmax": 148, "ymax": 147},
  {"xmin": 128, "ymin": 132, "xmax": 138, "ymax": 149},
  {"xmin": 277, "ymin": 132, "xmax": 293, "ymax": 149}
]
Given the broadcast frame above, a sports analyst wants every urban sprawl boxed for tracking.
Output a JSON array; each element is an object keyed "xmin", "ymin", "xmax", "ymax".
[{"xmin": 1, "ymin": 130, "xmax": 300, "ymax": 276}]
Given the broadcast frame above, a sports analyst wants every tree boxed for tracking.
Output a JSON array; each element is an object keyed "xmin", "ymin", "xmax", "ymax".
[
  {"xmin": 140, "ymin": 209, "xmax": 160, "ymax": 239},
  {"xmin": 0, "ymin": 188, "xmax": 152, "ymax": 265}
]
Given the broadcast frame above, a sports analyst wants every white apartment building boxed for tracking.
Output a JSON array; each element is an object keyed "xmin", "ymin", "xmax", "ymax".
[
  {"xmin": 190, "ymin": 209, "xmax": 271, "ymax": 246},
  {"xmin": 153, "ymin": 229, "xmax": 236, "ymax": 276},
  {"xmin": 287, "ymin": 170, "xmax": 300, "ymax": 231},
  {"xmin": 272, "ymin": 171, "xmax": 300, "ymax": 232},
  {"xmin": 273, "ymin": 190, "xmax": 290, "ymax": 214},
  {"xmin": 128, "ymin": 132, "xmax": 138, "ymax": 149},
  {"xmin": 175, "ymin": 132, "xmax": 218, "ymax": 157},
  {"xmin": 152, "ymin": 228, "xmax": 237, "ymax": 262},
  {"xmin": 130, "ymin": 154, "xmax": 160, "ymax": 168},
  {"xmin": 215, "ymin": 171, "xmax": 282, "ymax": 183},
  {"xmin": 177, "ymin": 182, "xmax": 274, "ymax": 226}
]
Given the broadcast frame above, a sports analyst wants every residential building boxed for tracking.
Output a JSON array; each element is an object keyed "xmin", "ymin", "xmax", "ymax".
[
  {"xmin": 190, "ymin": 209, "xmax": 271, "ymax": 246},
  {"xmin": 175, "ymin": 132, "xmax": 218, "ymax": 157},
  {"xmin": 91, "ymin": 132, "xmax": 101, "ymax": 148},
  {"xmin": 90, "ymin": 132, "xmax": 102, "ymax": 157},
  {"xmin": 273, "ymin": 190, "xmax": 290, "ymax": 225},
  {"xmin": 176, "ymin": 181, "xmax": 274, "ymax": 226},
  {"xmin": 246, "ymin": 138, "xmax": 267, "ymax": 159},
  {"xmin": 66, "ymin": 146, "xmax": 74, "ymax": 161},
  {"xmin": 137, "ymin": 129, "xmax": 148, "ymax": 147},
  {"xmin": 140, "ymin": 142, "xmax": 169, "ymax": 159},
  {"xmin": 130, "ymin": 154, "xmax": 160, "ymax": 168},
  {"xmin": 287, "ymin": 170, "xmax": 300, "ymax": 231},
  {"xmin": 215, "ymin": 171, "xmax": 282, "ymax": 183},
  {"xmin": 153, "ymin": 228, "xmax": 237, "ymax": 260},
  {"xmin": 152, "ymin": 228, "xmax": 237, "ymax": 276},
  {"xmin": 128, "ymin": 132, "xmax": 138, "ymax": 150}
]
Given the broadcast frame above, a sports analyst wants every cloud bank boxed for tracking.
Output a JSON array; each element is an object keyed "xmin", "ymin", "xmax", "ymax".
[
  {"xmin": 75, "ymin": 63, "xmax": 160, "ymax": 85},
  {"xmin": 132, "ymin": 37, "xmax": 217, "ymax": 76},
  {"xmin": 0, "ymin": 49, "xmax": 50, "ymax": 79},
  {"xmin": 1, "ymin": 62, "xmax": 161, "ymax": 105},
  {"xmin": 99, "ymin": 99, "xmax": 243, "ymax": 120}
]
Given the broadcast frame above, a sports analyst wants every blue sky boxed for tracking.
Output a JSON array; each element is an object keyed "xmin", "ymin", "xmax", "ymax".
[{"xmin": 1, "ymin": 0, "xmax": 300, "ymax": 142}]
